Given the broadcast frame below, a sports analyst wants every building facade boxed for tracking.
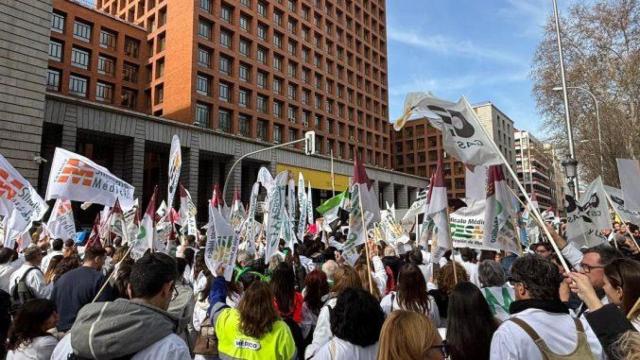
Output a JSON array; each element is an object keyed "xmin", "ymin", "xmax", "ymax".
[
  {"xmin": 543, "ymin": 142, "xmax": 566, "ymax": 212},
  {"xmin": 391, "ymin": 101, "xmax": 517, "ymax": 199},
  {"xmin": 514, "ymin": 130, "xmax": 556, "ymax": 210},
  {"xmin": 1, "ymin": 0, "xmax": 427, "ymax": 226}
]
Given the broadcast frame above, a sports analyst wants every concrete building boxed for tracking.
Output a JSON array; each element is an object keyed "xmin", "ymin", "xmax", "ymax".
[
  {"xmin": 1, "ymin": 0, "xmax": 426, "ymax": 225},
  {"xmin": 514, "ymin": 130, "xmax": 556, "ymax": 210},
  {"xmin": 391, "ymin": 100, "xmax": 517, "ymax": 199},
  {"xmin": 543, "ymin": 142, "xmax": 566, "ymax": 212}
]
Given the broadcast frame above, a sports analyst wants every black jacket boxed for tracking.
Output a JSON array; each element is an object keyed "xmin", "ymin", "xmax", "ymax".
[{"xmin": 584, "ymin": 303, "xmax": 636, "ymax": 359}]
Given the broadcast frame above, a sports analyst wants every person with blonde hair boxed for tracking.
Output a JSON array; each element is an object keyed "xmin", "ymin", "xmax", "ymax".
[{"xmin": 377, "ymin": 310, "xmax": 447, "ymax": 360}]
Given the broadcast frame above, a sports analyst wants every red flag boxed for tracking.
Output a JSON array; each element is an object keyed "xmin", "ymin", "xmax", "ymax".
[
  {"xmin": 211, "ymin": 184, "xmax": 222, "ymax": 208},
  {"xmin": 86, "ymin": 213, "xmax": 102, "ymax": 249}
]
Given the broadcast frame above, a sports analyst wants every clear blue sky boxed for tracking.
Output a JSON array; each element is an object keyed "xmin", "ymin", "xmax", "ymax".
[{"xmin": 386, "ymin": 0, "xmax": 573, "ymax": 136}]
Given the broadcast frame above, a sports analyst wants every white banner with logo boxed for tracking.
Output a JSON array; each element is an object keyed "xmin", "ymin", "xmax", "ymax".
[
  {"xmin": 47, "ymin": 198, "xmax": 76, "ymax": 240},
  {"xmin": 168, "ymin": 135, "xmax": 182, "ymax": 209}
]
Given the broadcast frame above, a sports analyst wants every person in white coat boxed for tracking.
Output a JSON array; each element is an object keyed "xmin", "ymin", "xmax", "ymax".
[
  {"xmin": 0, "ymin": 248, "xmax": 22, "ymax": 293},
  {"xmin": 313, "ymin": 287, "xmax": 384, "ymax": 360},
  {"xmin": 40, "ymin": 239, "xmax": 64, "ymax": 273},
  {"xmin": 478, "ymin": 260, "xmax": 514, "ymax": 322},
  {"xmin": 6, "ymin": 298, "xmax": 59, "ymax": 360},
  {"xmin": 379, "ymin": 264, "xmax": 440, "ymax": 325},
  {"xmin": 9, "ymin": 247, "xmax": 51, "ymax": 300},
  {"xmin": 490, "ymin": 254, "xmax": 604, "ymax": 359}
]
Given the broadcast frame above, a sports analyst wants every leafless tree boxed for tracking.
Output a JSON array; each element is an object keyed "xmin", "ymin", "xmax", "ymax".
[{"xmin": 532, "ymin": 0, "xmax": 640, "ymax": 186}]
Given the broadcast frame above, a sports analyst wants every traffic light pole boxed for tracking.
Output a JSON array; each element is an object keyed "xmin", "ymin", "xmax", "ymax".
[{"xmin": 221, "ymin": 131, "xmax": 315, "ymax": 203}]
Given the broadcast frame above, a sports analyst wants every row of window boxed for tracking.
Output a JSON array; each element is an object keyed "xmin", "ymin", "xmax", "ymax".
[
  {"xmin": 46, "ymin": 68, "xmax": 137, "ymax": 108},
  {"xmin": 51, "ymin": 11, "xmax": 141, "ymax": 57}
]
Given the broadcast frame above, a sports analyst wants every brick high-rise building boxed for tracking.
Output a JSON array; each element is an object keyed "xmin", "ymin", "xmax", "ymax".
[
  {"xmin": 94, "ymin": 0, "xmax": 391, "ymax": 167},
  {"xmin": 514, "ymin": 130, "xmax": 556, "ymax": 210}
]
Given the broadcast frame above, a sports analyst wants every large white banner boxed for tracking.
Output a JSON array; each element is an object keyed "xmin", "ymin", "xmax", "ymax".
[
  {"xmin": 167, "ymin": 135, "xmax": 182, "ymax": 209},
  {"xmin": 449, "ymin": 200, "xmax": 487, "ymax": 250},
  {"xmin": 264, "ymin": 171, "xmax": 288, "ymax": 264},
  {"xmin": 566, "ymin": 177, "xmax": 609, "ymax": 248},
  {"xmin": 47, "ymin": 199, "xmax": 75, "ymax": 240},
  {"xmin": 46, "ymin": 148, "xmax": 135, "ymax": 209},
  {"xmin": 604, "ymin": 185, "xmax": 640, "ymax": 225},
  {"xmin": 616, "ymin": 159, "xmax": 640, "ymax": 212},
  {"xmin": 206, "ymin": 206, "xmax": 239, "ymax": 281},
  {"xmin": 0, "ymin": 154, "xmax": 48, "ymax": 234}
]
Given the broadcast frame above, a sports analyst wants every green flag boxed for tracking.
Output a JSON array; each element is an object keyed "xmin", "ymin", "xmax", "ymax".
[{"xmin": 316, "ymin": 191, "xmax": 348, "ymax": 215}]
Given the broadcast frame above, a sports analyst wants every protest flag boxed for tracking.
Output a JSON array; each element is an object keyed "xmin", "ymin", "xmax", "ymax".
[
  {"xmin": 131, "ymin": 187, "xmax": 157, "ymax": 259},
  {"xmin": 46, "ymin": 199, "xmax": 76, "ymax": 241},
  {"xmin": 264, "ymin": 171, "xmax": 289, "ymax": 264},
  {"xmin": 297, "ymin": 173, "xmax": 308, "ymax": 240},
  {"xmin": 167, "ymin": 135, "xmax": 182, "ymax": 210},
  {"xmin": 85, "ymin": 213, "xmax": 102, "ymax": 250},
  {"xmin": 178, "ymin": 184, "xmax": 198, "ymax": 236},
  {"xmin": 424, "ymin": 156, "xmax": 452, "ymax": 262},
  {"xmin": 483, "ymin": 165, "xmax": 519, "ymax": 254}
]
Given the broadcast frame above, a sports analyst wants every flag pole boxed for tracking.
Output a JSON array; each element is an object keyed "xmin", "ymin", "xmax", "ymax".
[
  {"xmin": 330, "ymin": 150, "xmax": 336, "ymax": 197},
  {"xmin": 462, "ymin": 97, "xmax": 570, "ymax": 273},
  {"xmin": 358, "ymin": 186, "xmax": 375, "ymax": 294},
  {"xmin": 604, "ymin": 192, "xmax": 640, "ymax": 253}
]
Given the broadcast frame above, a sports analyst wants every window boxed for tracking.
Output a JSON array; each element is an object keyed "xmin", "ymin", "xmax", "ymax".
[
  {"xmin": 219, "ymin": 82, "xmax": 230, "ymax": 101},
  {"xmin": 73, "ymin": 20, "xmax": 91, "ymax": 41},
  {"xmin": 69, "ymin": 75, "xmax": 88, "ymax": 97},
  {"xmin": 273, "ymin": 32, "xmax": 282, "ymax": 48},
  {"xmin": 286, "ymin": 84, "xmax": 297, "ymax": 101},
  {"xmin": 287, "ymin": 105, "xmax": 297, "ymax": 121},
  {"xmin": 155, "ymin": 85, "xmax": 164, "ymax": 104},
  {"xmin": 219, "ymin": 55, "xmax": 231, "ymax": 75},
  {"xmin": 257, "ymin": 120, "xmax": 268, "ymax": 140},
  {"xmin": 287, "ymin": 19, "xmax": 297, "ymax": 35},
  {"xmin": 239, "ymin": 115, "xmax": 251, "ymax": 136},
  {"xmin": 287, "ymin": 62, "xmax": 296, "ymax": 78},
  {"xmin": 195, "ymin": 103, "xmax": 210, "ymax": 126},
  {"xmin": 273, "ymin": 78, "xmax": 282, "ymax": 94},
  {"xmin": 289, "ymin": 129, "xmax": 297, "ymax": 144},
  {"xmin": 273, "ymin": 11, "xmax": 283, "ymax": 26},
  {"xmin": 51, "ymin": 12, "xmax": 65, "ymax": 33},
  {"xmin": 287, "ymin": 40, "xmax": 296, "ymax": 56},
  {"xmin": 288, "ymin": 0, "xmax": 296, "ymax": 11},
  {"xmin": 240, "ymin": 0, "xmax": 251, "ymax": 7},
  {"xmin": 71, "ymin": 47, "xmax": 90, "ymax": 69},
  {"xmin": 273, "ymin": 55, "xmax": 282, "ymax": 71},
  {"xmin": 220, "ymin": 5, "xmax": 232, "ymax": 22},
  {"xmin": 198, "ymin": 46, "xmax": 212, "ymax": 67},
  {"xmin": 46, "ymin": 68, "xmax": 61, "ymax": 91},
  {"xmin": 239, "ymin": 64, "xmax": 250, "ymax": 81},
  {"xmin": 200, "ymin": 0, "xmax": 212, "ymax": 13},
  {"xmin": 257, "ymin": 71, "xmax": 267, "ymax": 88},
  {"xmin": 97, "ymin": 55, "xmax": 115, "ymax": 75},
  {"xmin": 273, "ymin": 101, "xmax": 282, "ymax": 118},
  {"xmin": 122, "ymin": 63, "xmax": 139, "ymax": 82},
  {"xmin": 257, "ymin": 23, "xmax": 267, "ymax": 40},
  {"xmin": 239, "ymin": 89, "xmax": 249, "ymax": 107},
  {"xmin": 257, "ymin": 95, "xmax": 267, "ymax": 113},
  {"xmin": 273, "ymin": 125, "xmax": 282, "ymax": 143},
  {"xmin": 218, "ymin": 109, "xmax": 231, "ymax": 132},
  {"xmin": 155, "ymin": 58, "xmax": 165, "ymax": 78},
  {"xmin": 239, "ymin": 39, "xmax": 250, "ymax": 56},
  {"xmin": 156, "ymin": 33, "xmax": 166, "ymax": 52},
  {"xmin": 240, "ymin": 16, "xmax": 250, "ymax": 31},
  {"xmin": 96, "ymin": 82, "xmax": 113, "ymax": 103},
  {"xmin": 198, "ymin": 19, "xmax": 212, "ymax": 39},
  {"xmin": 49, "ymin": 40, "xmax": 63, "ymax": 61},
  {"xmin": 257, "ymin": 46, "xmax": 267, "ymax": 63},
  {"xmin": 121, "ymin": 88, "xmax": 137, "ymax": 109},
  {"xmin": 100, "ymin": 29, "xmax": 117, "ymax": 49},
  {"xmin": 302, "ymin": 89, "xmax": 310, "ymax": 104},
  {"xmin": 220, "ymin": 30, "xmax": 232, "ymax": 48},
  {"xmin": 197, "ymin": 74, "xmax": 210, "ymax": 95},
  {"xmin": 124, "ymin": 37, "xmax": 140, "ymax": 57},
  {"xmin": 257, "ymin": 1, "xmax": 267, "ymax": 17}
]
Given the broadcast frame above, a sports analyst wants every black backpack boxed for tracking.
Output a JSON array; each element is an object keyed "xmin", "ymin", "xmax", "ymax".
[{"xmin": 10, "ymin": 267, "xmax": 40, "ymax": 314}]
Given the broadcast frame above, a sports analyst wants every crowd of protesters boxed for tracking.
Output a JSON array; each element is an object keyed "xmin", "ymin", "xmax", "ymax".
[{"xmin": 0, "ymin": 217, "xmax": 639, "ymax": 360}]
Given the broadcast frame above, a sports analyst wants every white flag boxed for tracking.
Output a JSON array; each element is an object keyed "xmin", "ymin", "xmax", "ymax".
[
  {"xmin": 395, "ymin": 93, "xmax": 502, "ymax": 167},
  {"xmin": 264, "ymin": 171, "xmax": 288, "ymax": 264},
  {"xmin": 616, "ymin": 159, "xmax": 640, "ymax": 212},
  {"xmin": 258, "ymin": 167, "xmax": 275, "ymax": 192},
  {"xmin": 46, "ymin": 148, "xmax": 135, "ymax": 209},
  {"xmin": 565, "ymin": 177, "xmax": 609, "ymax": 248},
  {"xmin": 206, "ymin": 205, "xmax": 239, "ymax": 281},
  {"xmin": 131, "ymin": 191, "xmax": 156, "ymax": 259},
  {"xmin": 179, "ymin": 184, "xmax": 198, "ymax": 236},
  {"xmin": 167, "ymin": 135, "xmax": 182, "ymax": 209},
  {"xmin": 0, "ymin": 154, "xmax": 48, "ymax": 234},
  {"xmin": 483, "ymin": 166, "xmax": 519, "ymax": 254},
  {"xmin": 604, "ymin": 185, "xmax": 640, "ymax": 225},
  {"xmin": 47, "ymin": 199, "xmax": 76, "ymax": 240},
  {"xmin": 307, "ymin": 181, "xmax": 314, "ymax": 225},
  {"xmin": 297, "ymin": 173, "xmax": 308, "ymax": 240}
]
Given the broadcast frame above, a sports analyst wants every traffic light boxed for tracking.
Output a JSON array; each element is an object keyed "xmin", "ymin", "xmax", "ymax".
[{"xmin": 304, "ymin": 131, "xmax": 316, "ymax": 155}]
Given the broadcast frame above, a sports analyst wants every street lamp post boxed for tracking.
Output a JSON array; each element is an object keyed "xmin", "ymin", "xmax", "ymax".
[
  {"xmin": 561, "ymin": 157, "xmax": 578, "ymax": 198},
  {"xmin": 551, "ymin": 0, "xmax": 579, "ymax": 198},
  {"xmin": 553, "ymin": 86, "xmax": 604, "ymax": 176}
]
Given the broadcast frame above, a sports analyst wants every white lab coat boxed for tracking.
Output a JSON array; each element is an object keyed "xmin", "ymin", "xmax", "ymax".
[
  {"xmin": 379, "ymin": 291, "xmax": 440, "ymax": 325},
  {"xmin": 490, "ymin": 308, "xmax": 605, "ymax": 360},
  {"xmin": 51, "ymin": 333, "xmax": 190, "ymax": 360},
  {"xmin": 371, "ymin": 256, "xmax": 387, "ymax": 296},
  {"xmin": 313, "ymin": 337, "xmax": 378, "ymax": 360},
  {"xmin": 7, "ymin": 335, "xmax": 58, "ymax": 360},
  {"xmin": 40, "ymin": 250, "xmax": 63, "ymax": 272},
  {"xmin": 8, "ymin": 263, "xmax": 51, "ymax": 299},
  {"xmin": 0, "ymin": 258, "xmax": 24, "ymax": 293},
  {"xmin": 305, "ymin": 297, "xmax": 337, "ymax": 359}
]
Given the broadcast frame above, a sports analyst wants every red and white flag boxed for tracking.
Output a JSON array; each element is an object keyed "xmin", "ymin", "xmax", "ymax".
[
  {"xmin": 132, "ymin": 189, "xmax": 157, "ymax": 259},
  {"xmin": 229, "ymin": 190, "xmax": 245, "ymax": 231},
  {"xmin": 483, "ymin": 165, "xmax": 519, "ymax": 253},
  {"xmin": 46, "ymin": 199, "xmax": 75, "ymax": 241},
  {"xmin": 424, "ymin": 157, "xmax": 451, "ymax": 262},
  {"xmin": 85, "ymin": 213, "xmax": 102, "ymax": 250}
]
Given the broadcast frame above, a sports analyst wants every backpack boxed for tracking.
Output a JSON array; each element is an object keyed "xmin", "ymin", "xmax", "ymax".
[{"xmin": 10, "ymin": 267, "xmax": 40, "ymax": 314}]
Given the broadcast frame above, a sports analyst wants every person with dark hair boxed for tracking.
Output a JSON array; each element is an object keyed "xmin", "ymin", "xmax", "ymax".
[
  {"xmin": 490, "ymin": 254, "xmax": 604, "ymax": 359},
  {"xmin": 6, "ymin": 299, "xmax": 59, "ymax": 359},
  {"xmin": 0, "ymin": 248, "xmax": 21, "ymax": 293},
  {"xmin": 51, "ymin": 252, "xmax": 190, "ymax": 360},
  {"xmin": 41, "ymin": 238, "xmax": 64, "ymax": 272},
  {"xmin": 168, "ymin": 257, "xmax": 196, "ymax": 349},
  {"xmin": 301, "ymin": 269, "xmax": 329, "ymax": 343},
  {"xmin": 457, "ymin": 248, "xmax": 480, "ymax": 287},
  {"xmin": 550, "ymin": 225, "xmax": 623, "ymax": 317},
  {"xmin": 51, "ymin": 256, "xmax": 81, "ymax": 282},
  {"xmin": 447, "ymin": 282, "xmax": 498, "ymax": 360},
  {"xmin": 44, "ymin": 255, "xmax": 63, "ymax": 284},
  {"xmin": 428, "ymin": 261, "xmax": 468, "ymax": 327},
  {"xmin": 215, "ymin": 281, "xmax": 296, "ymax": 359},
  {"xmin": 478, "ymin": 260, "xmax": 514, "ymax": 321},
  {"xmin": 532, "ymin": 242, "xmax": 553, "ymax": 259},
  {"xmin": 314, "ymin": 287, "xmax": 385, "ymax": 359},
  {"xmin": 62, "ymin": 239, "xmax": 76, "ymax": 258},
  {"xmin": 380, "ymin": 264, "xmax": 440, "ymax": 324},
  {"xmin": 9, "ymin": 247, "xmax": 50, "ymax": 303},
  {"xmin": 271, "ymin": 262, "xmax": 305, "ymax": 357},
  {"xmin": 51, "ymin": 245, "xmax": 113, "ymax": 332}
]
